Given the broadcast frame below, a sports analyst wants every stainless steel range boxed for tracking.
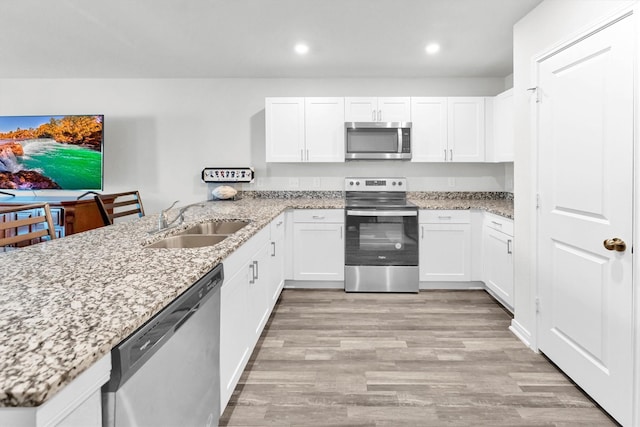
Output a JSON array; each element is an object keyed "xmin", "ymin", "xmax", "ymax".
[{"xmin": 344, "ymin": 177, "xmax": 419, "ymax": 293}]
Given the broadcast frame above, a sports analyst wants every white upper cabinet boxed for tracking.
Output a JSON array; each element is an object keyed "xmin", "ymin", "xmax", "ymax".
[
  {"xmin": 486, "ymin": 88, "xmax": 514, "ymax": 162},
  {"xmin": 265, "ymin": 97, "xmax": 305, "ymax": 162},
  {"xmin": 266, "ymin": 97, "xmax": 344, "ymax": 163},
  {"xmin": 345, "ymin": 97, "xmax": 411, "ymax": 122},
  {"xmin": 447, "ymin": 97, "xmax": 485, "ymax": 162},
  {"xmin": 411, "ymin": 97, "xmax": 485, "ymax": 162},
  {"xmin": 411, "ymin": 97, "xmax": 448, "ymax": 162},
  {"xmin": 304, "ymin": 97, "xmax": 345, "ymax": 162}
]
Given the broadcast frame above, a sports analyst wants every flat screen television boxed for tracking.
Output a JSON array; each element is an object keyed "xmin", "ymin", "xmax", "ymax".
[{"xmin": 0, "ymin": 115, "xmax": 104, "ymax": 190}]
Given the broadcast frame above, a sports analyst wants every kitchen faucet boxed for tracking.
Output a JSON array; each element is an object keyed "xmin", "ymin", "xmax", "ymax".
[{"xmin": 156, "ymin": 201, "xmax": 206, "ymax": 232}]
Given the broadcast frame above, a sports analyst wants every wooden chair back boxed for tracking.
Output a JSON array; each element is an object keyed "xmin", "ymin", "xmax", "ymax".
[
  {"xmin": 0, "ymin": 203, "xmax": 57, "ymax": 250},
  {"xmin": 94, "ymin": 191, "xmax": 145, "ymax": 225}
]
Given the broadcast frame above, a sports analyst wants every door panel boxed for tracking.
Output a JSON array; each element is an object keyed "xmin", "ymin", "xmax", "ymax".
[{"xmin": 537, "ymin": 15, "xmax": 634, "ymax": 426}]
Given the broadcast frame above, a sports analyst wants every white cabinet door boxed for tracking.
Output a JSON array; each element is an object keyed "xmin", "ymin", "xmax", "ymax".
[
  {"xmin": 268, "ymin": 215, "xmax": 286, "ymax": 307},
  {"xmin": 378, "ymin": 97, "xmax": 411, "ymax": 122},
  {"xmin": 447, "ymin": 97, "xmax": 485, "ymax": 162},
  {"xmin": 305, "ymin": 97, "xmax": 345, "ymax": 162},
  {"xmin": 293, "ymin": 221, "xmax": 344, "ymax": 281},
  {"xmin": 345, "ymin": 97, "xmax": 377, "ymax": 122},
  {"xmin": 265, "ymin": 97, "xmax": 305, "ymax": 162},
  {"xmin": 411, "ymin": 97, "xmax": 448, "ymax": 162},
  {"xmin": 419, "ymin": 223, "xmax": 471, "ymax": 281},
  {"xmin": 483, "ymin": 226, "xmax": 514, "ymax": 308},
  {"xmin": 486, "ymin": 89, "xmax": 514, "ymax": 162},
  {"xmin": 345, "ymin": 97, "xmax": 410, "ymax": 122},
  {"xmin": 220, "ymin": 263, "xmax": 250, "ymax": 410},
  {"xmin": 248, "ymin": 242, "xmax": 271, "ymax": 347}
]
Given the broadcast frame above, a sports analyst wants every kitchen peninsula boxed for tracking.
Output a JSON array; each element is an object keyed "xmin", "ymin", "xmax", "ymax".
[{"xmin": 0, "ymin": 191, "xmax": 512, "ymax": 425}]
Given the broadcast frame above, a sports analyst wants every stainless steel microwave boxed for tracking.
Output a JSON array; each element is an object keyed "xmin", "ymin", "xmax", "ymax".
[{"xmin": 345, "ymin": 122, "xmax": 412, "ymax": 160}]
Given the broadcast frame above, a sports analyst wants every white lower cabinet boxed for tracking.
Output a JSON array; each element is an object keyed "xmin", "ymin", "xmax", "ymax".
[
  {"xmin": 220, "ymin": 226, "xmax": 273, "ymax": 410},
  {"xmin": 482, "ymin": 213, "xmax": 514, "ymax": 310},
  {"xmin": 268, "ymin": 213, "xmax": 286, "ymax": 307},
  {"xmin": 419, "ymin": 210, "xmax": 472, "ymax": 281},
  {"xmin": 219, "ymin": 255, "xmax": 251, "ymax": 411},
  {"xmin": 292, "ymin": 210, "xmax": 344, "ymax": 281}
]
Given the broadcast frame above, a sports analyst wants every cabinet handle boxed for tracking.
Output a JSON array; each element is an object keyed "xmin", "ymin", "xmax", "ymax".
[
  {"xmin": 306, "ymin": 149, "xmax": 309, "ymax": 161},
  {"xmin": 277, "ymin": 220, "xmax": 283, "ymax": 227},
  {"xmin": 249, "ymin": 263, "xmax": 255, "ymax": 284},
  {"xmin": 254, "ymin": 260, "xmax": 259, "ymax": 280},
  {"xmin": 444, "ymin": 149, "xmax": 447, "ymax": 161},
  {"xmin": 438, "ymin": 216, "xmax": 452, "ymax": 220},
  {"xmin": 378, "ymin": 110, "xmax": 382, "ymax": 121},
  {"xmin": 421, "ymin": 225, "xmax": 424, "ymax": 239},
  {"xmin": 271, "ymin": 241, "xmax": 276, "ymax": 257},
  {"xmin": 491, "ymin": 221, "xmax": 503, "ymax": 227},
  {"xmin": 340, "ymin": 226, "xmax": 343, "ymax": 239},
  {"xmin": 312, "ymin": 215, "xmax": 325, "ymax": 220},
  {"xmin": 507, "ymin": 239, "xmax": 512, "ymax": 254},
  {"xmin": 372, "ymin": 110, "xmax": 376, "ymax": 121},
  {"xmin": 450, "ymin": 149, "xmax": 453, "ymax": 161},
  {"xmin": 300, "ymin": 149, "xmax": 304, "ymax": 161}
]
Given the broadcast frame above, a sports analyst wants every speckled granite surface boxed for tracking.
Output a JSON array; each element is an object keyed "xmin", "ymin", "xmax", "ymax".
[{"xmin": 0, "ymin": 193, "xmax": 512, "ymax": 407}]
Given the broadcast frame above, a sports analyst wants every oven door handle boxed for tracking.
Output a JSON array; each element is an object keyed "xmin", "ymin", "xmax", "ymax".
[{"xmin": 346, "ymin": 210, "xmax": 418, "ymax": 217}]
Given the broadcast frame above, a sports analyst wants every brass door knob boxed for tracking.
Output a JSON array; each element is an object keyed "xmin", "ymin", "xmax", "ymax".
[{"xmin": 603, "ymin": 238, "xmax": 626, "ymax": 252}]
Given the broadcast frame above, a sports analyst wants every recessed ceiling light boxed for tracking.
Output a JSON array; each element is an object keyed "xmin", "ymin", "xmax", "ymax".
[
  {"xmin": 425, "ymin": 43, "xmax": 441, "ymax": 55},
  {"xmin": 294, "ymin": 43, "xmax": 309, "ymax": 55}
]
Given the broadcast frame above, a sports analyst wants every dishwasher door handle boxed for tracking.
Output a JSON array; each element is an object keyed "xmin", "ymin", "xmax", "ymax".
[{"xmin": 174, "ymin": 303, "xmax": 200, "ymax": 332}]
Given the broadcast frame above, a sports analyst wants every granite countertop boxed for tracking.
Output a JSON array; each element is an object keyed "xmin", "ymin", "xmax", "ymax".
[{"xmin": 0, "ymin": 192, "xmax": 512, "ymax": 408}]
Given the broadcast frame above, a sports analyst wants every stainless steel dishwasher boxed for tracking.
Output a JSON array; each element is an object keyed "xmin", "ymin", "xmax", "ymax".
[{"xmin": 102, "ymin": 263, "xmax": 223, "ymax": 427}]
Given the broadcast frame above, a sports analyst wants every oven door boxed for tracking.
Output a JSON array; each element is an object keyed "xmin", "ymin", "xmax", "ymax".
[{"xmin": 345, "ymin": 209, "xmax": 419, "ymax": 266}]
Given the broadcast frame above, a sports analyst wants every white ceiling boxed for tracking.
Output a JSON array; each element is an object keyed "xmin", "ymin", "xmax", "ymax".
[{"xmin": 0, "ymin": 0, "xmax": 543, "ymax": 79}]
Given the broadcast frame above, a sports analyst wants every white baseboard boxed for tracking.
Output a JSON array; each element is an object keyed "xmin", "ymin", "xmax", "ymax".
[
  {"xmin": 419, "ymin": 281, "xmax": 485, "ymax": 290},
  {"xmin": 509, "ymin": 319, "xmax": 535, "ymax": 351},
  {"xmin": 284, "ymin": 280, "xmax": 344, "ymax": 289}
]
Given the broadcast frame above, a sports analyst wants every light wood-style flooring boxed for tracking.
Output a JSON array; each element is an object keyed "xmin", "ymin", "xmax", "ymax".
[{"xmin": 220, "ymin": 290, "xmax": 617, "ymax": 426}]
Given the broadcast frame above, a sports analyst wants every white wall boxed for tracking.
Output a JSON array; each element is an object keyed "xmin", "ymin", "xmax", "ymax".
[
  {"xmin": 0, "ymin": 77, "xmax": 507, "ymax": 213},
  {"xmin": 512, "ymin": 0, "xmax": 635, "ymax": 348}
]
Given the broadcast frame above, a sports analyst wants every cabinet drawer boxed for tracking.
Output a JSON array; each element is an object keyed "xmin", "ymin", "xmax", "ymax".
[
  {"xmin": 484, "ymin": 213, "xmax": 513, "ymax": 236},
  {"xmin": 420, "ymin": 210, "xmax": 471, "ymax": 224},
  {"xmin": 293, "ymin": 209, "xmax": 343, "ymax": 223}
]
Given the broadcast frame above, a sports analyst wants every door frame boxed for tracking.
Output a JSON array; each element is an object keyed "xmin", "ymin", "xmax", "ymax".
[{"xmin": 530, "ymin": 4, "xmax": 639, "ymax": 424}]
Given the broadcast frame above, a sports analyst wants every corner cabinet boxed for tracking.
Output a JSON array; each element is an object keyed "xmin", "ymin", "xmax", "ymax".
[
  {"xmin": 482, "ymin": 213, "xmax": 514, "ymax": 310},
  {"xmin": 265, "ymin": 97, "xmax": 345, "ymax": 163},
  {"xmin": 411, "ymin": 97, "xmax": 485, "ymax": 162},
  {"xmin": 344, "ymin": 97, "xmax": 411, "ymax": 122}
]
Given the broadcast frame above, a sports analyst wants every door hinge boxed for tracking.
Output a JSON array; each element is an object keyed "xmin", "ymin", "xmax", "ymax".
[{"xmin": 535, "ymin": 297, "xmax": 540, "ymax": 314}]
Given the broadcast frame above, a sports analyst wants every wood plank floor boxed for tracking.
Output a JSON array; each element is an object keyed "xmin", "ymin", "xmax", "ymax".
[{"xmin": 220, "ymin": 289, "xmax": 618, "ymax": 426}]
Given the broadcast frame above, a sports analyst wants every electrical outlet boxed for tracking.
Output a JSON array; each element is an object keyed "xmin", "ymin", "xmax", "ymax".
[
  {"xmin": 312, "ymin": 177, "xmax": 321, "ymax": 188},
  {"xmin": 288, "ymin": 178, "xmax": 299, "ymax": 188},
  {"xmin": 448, "ymin": 177, "xmax": 456, "ymax": 187}
]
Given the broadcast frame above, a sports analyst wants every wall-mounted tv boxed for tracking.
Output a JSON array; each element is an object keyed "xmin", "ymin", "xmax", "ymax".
[{"xmin": 0, "ymin": 115, "xmax": 104, "ymax": 190}]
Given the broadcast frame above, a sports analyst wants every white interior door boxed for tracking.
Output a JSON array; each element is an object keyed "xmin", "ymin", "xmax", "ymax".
[{"xmin": 537, "ymin": 15, "xmax": 634, "ymax": 426}]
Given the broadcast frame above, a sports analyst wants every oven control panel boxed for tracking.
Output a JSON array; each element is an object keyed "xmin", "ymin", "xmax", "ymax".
[{"xmin": 345, "ymin": 177, "xmax": 406, "ymax": 192}]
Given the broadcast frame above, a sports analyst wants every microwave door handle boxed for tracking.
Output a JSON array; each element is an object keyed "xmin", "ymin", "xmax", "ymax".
[
  {"xmin": 347, "ymin": 210, "xmax": 418, "ymax": 217},
  {"xmin": 398, "ymin": 128, "xmax": 403, "ymax": 153}
]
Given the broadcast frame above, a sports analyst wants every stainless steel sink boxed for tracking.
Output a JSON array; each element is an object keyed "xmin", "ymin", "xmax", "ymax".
[
  {"xmin": 146, "ymin": 234, "xmax": 228, "ymax": 249},
  {"xmin": 177, "ymin": 220, "xmax": 250, "ymax": 236}
]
